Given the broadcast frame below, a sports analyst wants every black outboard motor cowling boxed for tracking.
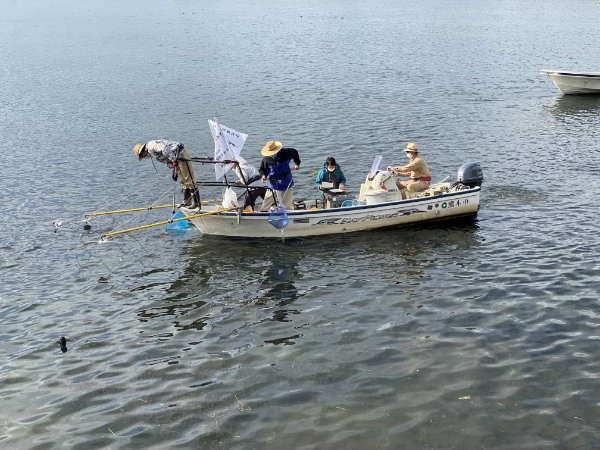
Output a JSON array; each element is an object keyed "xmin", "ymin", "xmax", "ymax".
[{"xmin": 457, "ymin": 162, "xmax": 483, "ymax": 188}]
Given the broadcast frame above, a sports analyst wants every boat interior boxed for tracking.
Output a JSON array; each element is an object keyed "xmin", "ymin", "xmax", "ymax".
[{"xmin": 235, "ymin": 171, "xmax": 469, "ymax": 212}]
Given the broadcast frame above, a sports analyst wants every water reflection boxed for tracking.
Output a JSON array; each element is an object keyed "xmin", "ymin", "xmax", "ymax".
[
  {"xmin": 137, "ymin": 295, "xmax": 210, "ymax": 331},
  {"xmin": 135, "ymin": 238, "xmax": 306, "ymax": 338},
  {"xmin": 135, "ymin": 252, "xmax": 213, "ymax": 331},
  {"xmin": 545, "ymin": 95, "xmax": 600, "ymax": 121},
  {"xmin": 134, "ymin": 221, "xmax": 483, "ymax": 347},
  {"xmin": 257, "ymin": 260, "xmax": 302, "ymax": 323}
]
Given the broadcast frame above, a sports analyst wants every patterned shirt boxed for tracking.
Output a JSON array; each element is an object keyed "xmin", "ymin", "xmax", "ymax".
[{"xmin": 144, "ymin": 140, "xmax": 184, "ymax": 165}]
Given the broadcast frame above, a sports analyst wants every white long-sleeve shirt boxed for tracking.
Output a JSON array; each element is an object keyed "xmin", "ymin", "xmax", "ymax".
[{"xmin": 234, "ymin": 160, "xmax": 266, "ymax": 187}]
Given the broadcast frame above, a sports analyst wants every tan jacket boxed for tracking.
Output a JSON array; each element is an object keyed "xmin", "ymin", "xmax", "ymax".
[{"xmin": 395, "ymin": 155, "xmax": 430, "ymax": 180}]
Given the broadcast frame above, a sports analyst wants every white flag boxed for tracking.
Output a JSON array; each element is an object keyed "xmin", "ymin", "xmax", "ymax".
[{"xmin": 208, "ymin": 120, "xmax": 248, "ymax": 180}]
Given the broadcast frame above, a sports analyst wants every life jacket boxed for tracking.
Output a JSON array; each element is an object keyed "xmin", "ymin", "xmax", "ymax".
[{"xmin": 268, "ymin": 159, "xmax": 293, "ymax": 190}]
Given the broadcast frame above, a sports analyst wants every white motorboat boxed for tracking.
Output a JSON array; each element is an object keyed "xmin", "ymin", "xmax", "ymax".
[
  {"xmin": 181, "ymin": 162, "xmax": 484, "ymax": 239},
  {"xmin": 541, "ymin": 70, "xmax": 600, "ymax": 95},
  {"xmin": 95, "ymin": 121, "xmax": 483, "ymax": 241}
]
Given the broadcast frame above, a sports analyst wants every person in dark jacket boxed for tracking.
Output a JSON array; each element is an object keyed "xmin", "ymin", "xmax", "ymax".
[
  {"xmin": 133, "ymin": 140, "xmax": 200, "ymax": 208},
  {"xmin": 258, "ymin": 140, "xmax": 301, "ymax": 211},
  {"xmin": 315, "ymin": 156, "xmax": 346, "ymax": 191}
]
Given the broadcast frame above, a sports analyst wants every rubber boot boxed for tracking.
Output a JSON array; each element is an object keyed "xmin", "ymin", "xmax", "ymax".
[
  {"xmin": 189, "ymin": 188, "xmax": 201, "ymax": 209},
  {"xmin": 182, "ymin": 189, "xmax": 193, "ymax": 207}
]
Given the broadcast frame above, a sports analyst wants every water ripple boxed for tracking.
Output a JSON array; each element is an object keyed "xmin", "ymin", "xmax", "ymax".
[{"xmin": 2, "ymin": 0, "xmax": 600, "ymax": 448}]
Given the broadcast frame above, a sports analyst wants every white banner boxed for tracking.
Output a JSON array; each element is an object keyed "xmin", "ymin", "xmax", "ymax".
[{"xmin": 208, "ymin": 120, "xmax": 248, "ymax": 180}]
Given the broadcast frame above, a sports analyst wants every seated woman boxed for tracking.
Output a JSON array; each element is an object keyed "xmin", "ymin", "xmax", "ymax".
[{"xmin": 315, "ymin": 156, "xmax": 347, "ymax": 191}]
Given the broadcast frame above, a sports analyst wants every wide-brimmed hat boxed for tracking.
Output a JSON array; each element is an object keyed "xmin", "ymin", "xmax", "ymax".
[
  {"xmin": 404, "ymin": 142, "xmax": 419, "ymax": 153},
  {"xmin": 133, "ymin": 143, "xmax": 145, "ymax": 160},
  {"xmin": 261, "ymin": 140, "xmax": 282, "ymax": 156}
]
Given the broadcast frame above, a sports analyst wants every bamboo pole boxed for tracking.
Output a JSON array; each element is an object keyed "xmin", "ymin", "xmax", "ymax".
[
  {"xmin": 85, "ymin": 201, "xmax": 211, "ymax": 217},
  {"xmin": 86, "ymin": 204, "xmax": 177, "ymax": 217},
  {"xmin": 100, "ymin": 207, "xmax": 238, "ymax": 240}
]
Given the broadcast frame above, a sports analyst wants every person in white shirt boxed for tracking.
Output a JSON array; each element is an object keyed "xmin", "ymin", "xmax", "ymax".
[{"xmin": 232, "ymin": 156, "xmax": 268, "ymax": 211}]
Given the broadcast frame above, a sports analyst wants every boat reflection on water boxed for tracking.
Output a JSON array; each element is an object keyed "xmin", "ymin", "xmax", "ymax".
[
  {"xmin": 135, "ymin": 219, "xmax": 483, "ymax": 347},
  {"xmin": 545, "ymin": 94, "xmax": 600, "ymax": 121}
]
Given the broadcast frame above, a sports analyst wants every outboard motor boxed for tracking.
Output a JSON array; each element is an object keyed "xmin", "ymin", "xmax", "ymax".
[{"xmin": 456, "ymin": 162, "xmax": 484, "ymax": 188}]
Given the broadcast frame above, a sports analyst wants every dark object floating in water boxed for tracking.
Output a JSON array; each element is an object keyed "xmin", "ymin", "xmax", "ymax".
[
  {"xmin": 59, "ymin": 336, "xmax": 68, "ymax": 353},
  {"xmin": 83, "ymin": 223, "xmax": 92, "ymax": 230}
]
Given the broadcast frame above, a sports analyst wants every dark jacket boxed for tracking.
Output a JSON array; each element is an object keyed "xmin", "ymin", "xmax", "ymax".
[{"xmin": 259, "ymin": 147, "xmax": 301, "ymax": 191}]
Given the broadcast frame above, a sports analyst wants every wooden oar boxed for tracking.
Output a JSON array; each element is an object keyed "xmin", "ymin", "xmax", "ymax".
[
  {"xmin": 85, "ymin": 201, "xmax": 210, "ymax": 217},
  {"xmin": 101, "ymin": 207, "xmax": 238, "ymax": 240}
]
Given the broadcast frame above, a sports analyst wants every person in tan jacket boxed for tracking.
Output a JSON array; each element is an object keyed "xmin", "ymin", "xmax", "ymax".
[{"xmin": 387, "ymin": 142, "xmax": 431, "ymax": 193}]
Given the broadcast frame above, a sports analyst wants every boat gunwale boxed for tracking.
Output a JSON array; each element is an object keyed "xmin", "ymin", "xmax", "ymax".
[
  {"xmin": 542, "ymin": 69, "xmax": 600, "ymax": 79},
  {"xmin": 188, "ymin": 187, "xmax": 481, "ymax": 218}
]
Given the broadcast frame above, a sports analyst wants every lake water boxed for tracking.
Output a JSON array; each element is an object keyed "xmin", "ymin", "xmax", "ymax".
[{"xmin": 1, "ymin": 0, "xmax": 600, "ymax": 448}]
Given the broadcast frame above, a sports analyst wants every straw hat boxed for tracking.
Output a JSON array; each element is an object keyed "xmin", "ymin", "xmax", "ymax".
[
  {"xmin": 261, "ymin": 140, "xmax": 282, "ymax": 157},
  {"xmin": 133, "ymin": 143, "xmax": 145, "ymax": 160},
  {"xmin": 404, "ymin": 142, "xmax": 419, "ymax": 153}
]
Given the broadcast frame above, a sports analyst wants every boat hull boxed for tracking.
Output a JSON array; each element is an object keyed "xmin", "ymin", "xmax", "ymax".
[
  {"xmin": 183, "ymin": 187, "xmax": 480, "ymax": 238},
  {"xmin": 542, "ymin": 70, "xmax": 600, "ymax": 95}
]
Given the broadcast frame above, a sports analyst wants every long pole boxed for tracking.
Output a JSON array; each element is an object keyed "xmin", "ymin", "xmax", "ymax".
[
  {"xmin": 100, "ymin": 207, "xmax": 238, "ymax": 240},
  {"xmin": 85, "ymin": 202, "xmax": 210, "ymax": 217}
]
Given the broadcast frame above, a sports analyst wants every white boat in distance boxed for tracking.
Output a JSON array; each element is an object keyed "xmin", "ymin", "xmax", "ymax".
[
  {"xmin": 541, "ymin": 69, "xmax": 600, "ymax": 95},
  {"xmin": 182, "ymin": 162, "xmax": 483, "ymax": 239}
]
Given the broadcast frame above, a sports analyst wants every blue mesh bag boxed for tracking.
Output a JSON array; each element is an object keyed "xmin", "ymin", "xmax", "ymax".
[{"xmin": 268, "ymin": 206, "xmax": 289, "ymax": 229}]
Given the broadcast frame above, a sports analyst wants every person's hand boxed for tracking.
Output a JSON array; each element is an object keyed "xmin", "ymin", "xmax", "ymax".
[
  {"xmin": 294, "ymin": 165, "xmax": 300, "ymax": 171},
  {"xmin": 339, "ymin": 184, "xmax": 345, "ymax": 191},
  {"xmin": 261, "ymin": 175, "xmax": 266, "ymax": 182}
]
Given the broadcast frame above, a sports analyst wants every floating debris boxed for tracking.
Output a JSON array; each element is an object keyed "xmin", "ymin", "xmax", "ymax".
[{"xmin": 59, "ymin": 336, "xmax": 68, "ymax": 353}]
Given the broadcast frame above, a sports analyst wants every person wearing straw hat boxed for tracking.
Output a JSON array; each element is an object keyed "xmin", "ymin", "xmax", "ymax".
[
  {"xmin": 387, "ymin": 142, "xmax": 431, "ymax": 194},
  {"xmin": 133, "ymin": 139, "xmax": 200, "ymax": 208},
  {"xmin": 258, "ymin": 140, "xmax": 301, "ymax": 211}
]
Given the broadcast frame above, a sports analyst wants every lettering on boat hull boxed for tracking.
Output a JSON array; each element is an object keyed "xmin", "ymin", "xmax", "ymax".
[{"xmin": 315, "ymin": 208, "xmax": 422, "ymax": 226}]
